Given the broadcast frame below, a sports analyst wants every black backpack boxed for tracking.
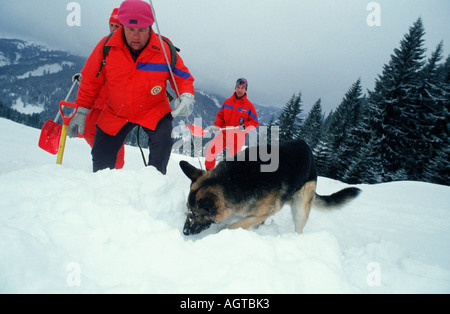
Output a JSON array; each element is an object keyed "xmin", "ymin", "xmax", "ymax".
[{"xmin": 95, "ymin": 32, "xmax": 179, "ymax": 101}]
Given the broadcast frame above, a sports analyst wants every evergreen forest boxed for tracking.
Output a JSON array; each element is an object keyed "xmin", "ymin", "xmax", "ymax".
[{"xmin": 273, "ymin": 18, "xmax": 449, "ymax": 185}]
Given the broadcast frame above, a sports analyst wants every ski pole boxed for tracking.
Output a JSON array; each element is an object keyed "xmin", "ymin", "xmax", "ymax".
[{"xmin": 148, "ymin": 0, "xmax": 180, "ymax": 99}]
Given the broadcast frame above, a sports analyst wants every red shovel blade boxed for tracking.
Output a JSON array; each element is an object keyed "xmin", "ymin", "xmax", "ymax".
[
  {"xmin": 38, "ymin": 120, "xmax": 62, "ymax": 155},
  {"xmin": 186, "ymin": 124, "xmax": 205, "ymax": 137}
]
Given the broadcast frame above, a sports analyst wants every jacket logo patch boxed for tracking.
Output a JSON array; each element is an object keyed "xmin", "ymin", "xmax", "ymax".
[{"xmin": 151, "ymin": 86, "xmax": 162, "ymax": 95}]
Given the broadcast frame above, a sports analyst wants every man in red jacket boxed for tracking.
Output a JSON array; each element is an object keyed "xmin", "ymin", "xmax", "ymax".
[
  {"xmin": 82, "ymin": 7, "xmax": 125, "ymax": 170},
  {"xmin": 205, "ymin": 78, "xmax": 259, "ymax": 170},
  {"xmin": 68, "ymin": 0, "xmax": 195, "ymax": 174}
]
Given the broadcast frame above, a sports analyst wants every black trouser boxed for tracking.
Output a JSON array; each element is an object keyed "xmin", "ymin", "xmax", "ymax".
[{"xmin": 92, "ymin": 113, "xmax": 173, "ymax": 174}]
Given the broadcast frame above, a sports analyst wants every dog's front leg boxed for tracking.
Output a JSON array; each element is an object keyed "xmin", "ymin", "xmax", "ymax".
[
  {"xmin": 214, "ymin": 208, "xmax": 233, "ymax": 223},
  {"xmin": 227, "ymin": 215, "xmax": 269, "ymax": 231}
]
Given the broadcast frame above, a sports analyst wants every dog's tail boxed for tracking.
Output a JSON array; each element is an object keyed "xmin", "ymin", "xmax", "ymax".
[{"xmin": 314, "ymin": 187, "xmax": 361, "ymax": 210}]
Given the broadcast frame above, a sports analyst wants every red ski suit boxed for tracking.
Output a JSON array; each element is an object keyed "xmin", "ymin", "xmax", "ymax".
[
  {"xmin": 75, "ymin": 27, "xmax": 195, "ymax": 136},
  {"xmin": 205, "ymin": 93, "xmax": 259, "ymax": 170}
]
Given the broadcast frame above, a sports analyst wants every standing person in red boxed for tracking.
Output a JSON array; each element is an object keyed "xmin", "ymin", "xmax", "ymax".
[
  {"xmin": 82, "ymin": 8, "xmax": 125, "ymax": 170},
  {"xmin": 205, "ymin": 78, "xmax": 259, "ymax": 170},
  {"xmin": 68, "ymin": 0, "xmax": 195, "ymax": 175}
]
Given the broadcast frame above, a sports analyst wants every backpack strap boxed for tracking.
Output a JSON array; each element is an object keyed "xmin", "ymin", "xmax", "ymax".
[
  {"xmin": 161, "ymin": 36, "xmax": 179, "ymax": 72},
  {"xmin": 95, "ymin": 32, "xmax": 114, "ymax": 78}
]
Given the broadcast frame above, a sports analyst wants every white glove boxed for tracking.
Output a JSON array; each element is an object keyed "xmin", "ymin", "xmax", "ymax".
[
  {"xmin": 172, "ymin": 93, "xmax": 194, "ymax": 117},
  {"xmin": 68, "ymin": 107, "xmax": 90, "ymax": 138}
]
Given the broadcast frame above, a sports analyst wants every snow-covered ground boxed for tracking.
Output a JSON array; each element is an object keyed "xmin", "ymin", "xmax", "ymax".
[{"xmin": 0, "ymin": 118, "xmax": 449, "ymax": 294}]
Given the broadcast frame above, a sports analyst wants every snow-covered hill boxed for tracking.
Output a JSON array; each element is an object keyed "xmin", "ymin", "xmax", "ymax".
[{"xmin": 0, "ymin": 118, "xmax": 449, "ymax": 294}]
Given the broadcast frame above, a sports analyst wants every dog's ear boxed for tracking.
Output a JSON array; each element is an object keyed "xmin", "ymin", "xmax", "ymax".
[{"xmin": 179, "ymin": 161, "xmax": 204, "ymax": 182}]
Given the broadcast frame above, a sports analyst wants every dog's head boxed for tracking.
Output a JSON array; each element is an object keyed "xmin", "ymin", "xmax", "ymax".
[{"xmin": 180, "ymin": 161, "xmax": 224, "ymax": 235}]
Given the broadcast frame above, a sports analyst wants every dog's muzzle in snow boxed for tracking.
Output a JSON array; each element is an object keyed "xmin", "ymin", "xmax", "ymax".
[{"xmin": 183, "ymin": 210, "xmax": 215, "ymax": 236}]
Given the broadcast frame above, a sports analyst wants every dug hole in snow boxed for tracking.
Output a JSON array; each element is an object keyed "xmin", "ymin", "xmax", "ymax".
[{"xmin": 0, "ymin": 118, "xmax": 449, "ymax": 293}]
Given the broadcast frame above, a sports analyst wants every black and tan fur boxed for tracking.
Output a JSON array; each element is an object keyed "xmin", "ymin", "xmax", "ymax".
[{"xmin": 180, "ymin": 139, "xmax": 361, "ymax": 235}]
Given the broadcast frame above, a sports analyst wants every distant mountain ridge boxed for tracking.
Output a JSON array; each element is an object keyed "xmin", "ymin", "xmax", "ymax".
[
  {"xmin": 0, "ymin": 38, "xmax": 86, "ymax": 121},
  {"xmin": 0, "ymin": 38, "xmax": 281, "ymax": 128}
]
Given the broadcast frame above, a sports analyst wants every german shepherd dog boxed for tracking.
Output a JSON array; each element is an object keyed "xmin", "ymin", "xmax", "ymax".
[{"xmin": 180, "ymin": 139, "xmax": 361, "ymax": 236}]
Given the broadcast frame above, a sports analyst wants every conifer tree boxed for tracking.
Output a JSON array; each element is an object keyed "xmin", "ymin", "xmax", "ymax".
[
  {"xmin": 313, "ymin": 109, "xmax": 335, "ymax": 178},
  {"xmin": 298, "ymin": 98, "xmax": 323, "ymax": 150},
  {"xmin": 342, "ymin": 97, "xmax": 382, "ymax": 184},
  {"xmin": 412, "ymin": 41, "xmax": 447, "ymax": 180},
  {"xmin": 313, "ymin": 139, "xmax": 334, "ymax": 177},
  {"xmin": 423, "ymin": 53, "xmax": 450, "ymax": 185},
  {"xmin": 277, "ymin": 93, "xmax": 303, "ymax": 142},
  {"xmin": 423, "ymin": 136, "xmax": 450, "ymax": 185},
  {"xmin": 314, "ymin": 79, "xmax": 364, "ymax": 179},
  {"xmin": 263, "ymin": 114, "xmax": 276, "ymax": 145},
  {"xmin": 365, "ymin": 18, "xmax": 427, "ymax": 182}
]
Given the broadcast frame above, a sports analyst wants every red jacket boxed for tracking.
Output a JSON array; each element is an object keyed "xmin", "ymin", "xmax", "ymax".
[
  {"xmin": 75, "ymin": 27, "xmax": 195, "ymax": 135},
  {"xmin": 92, "ymin": 86, "xmax": 108, "ymax": 110},
  {"xmin": 214, "ymin": 93, "xmax": 259, "ymax": 129}
]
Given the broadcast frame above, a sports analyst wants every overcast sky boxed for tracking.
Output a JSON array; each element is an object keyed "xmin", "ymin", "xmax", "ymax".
[{"xmin": 1, "ymin": 0, "xmax": 449, "ymax": 113}]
